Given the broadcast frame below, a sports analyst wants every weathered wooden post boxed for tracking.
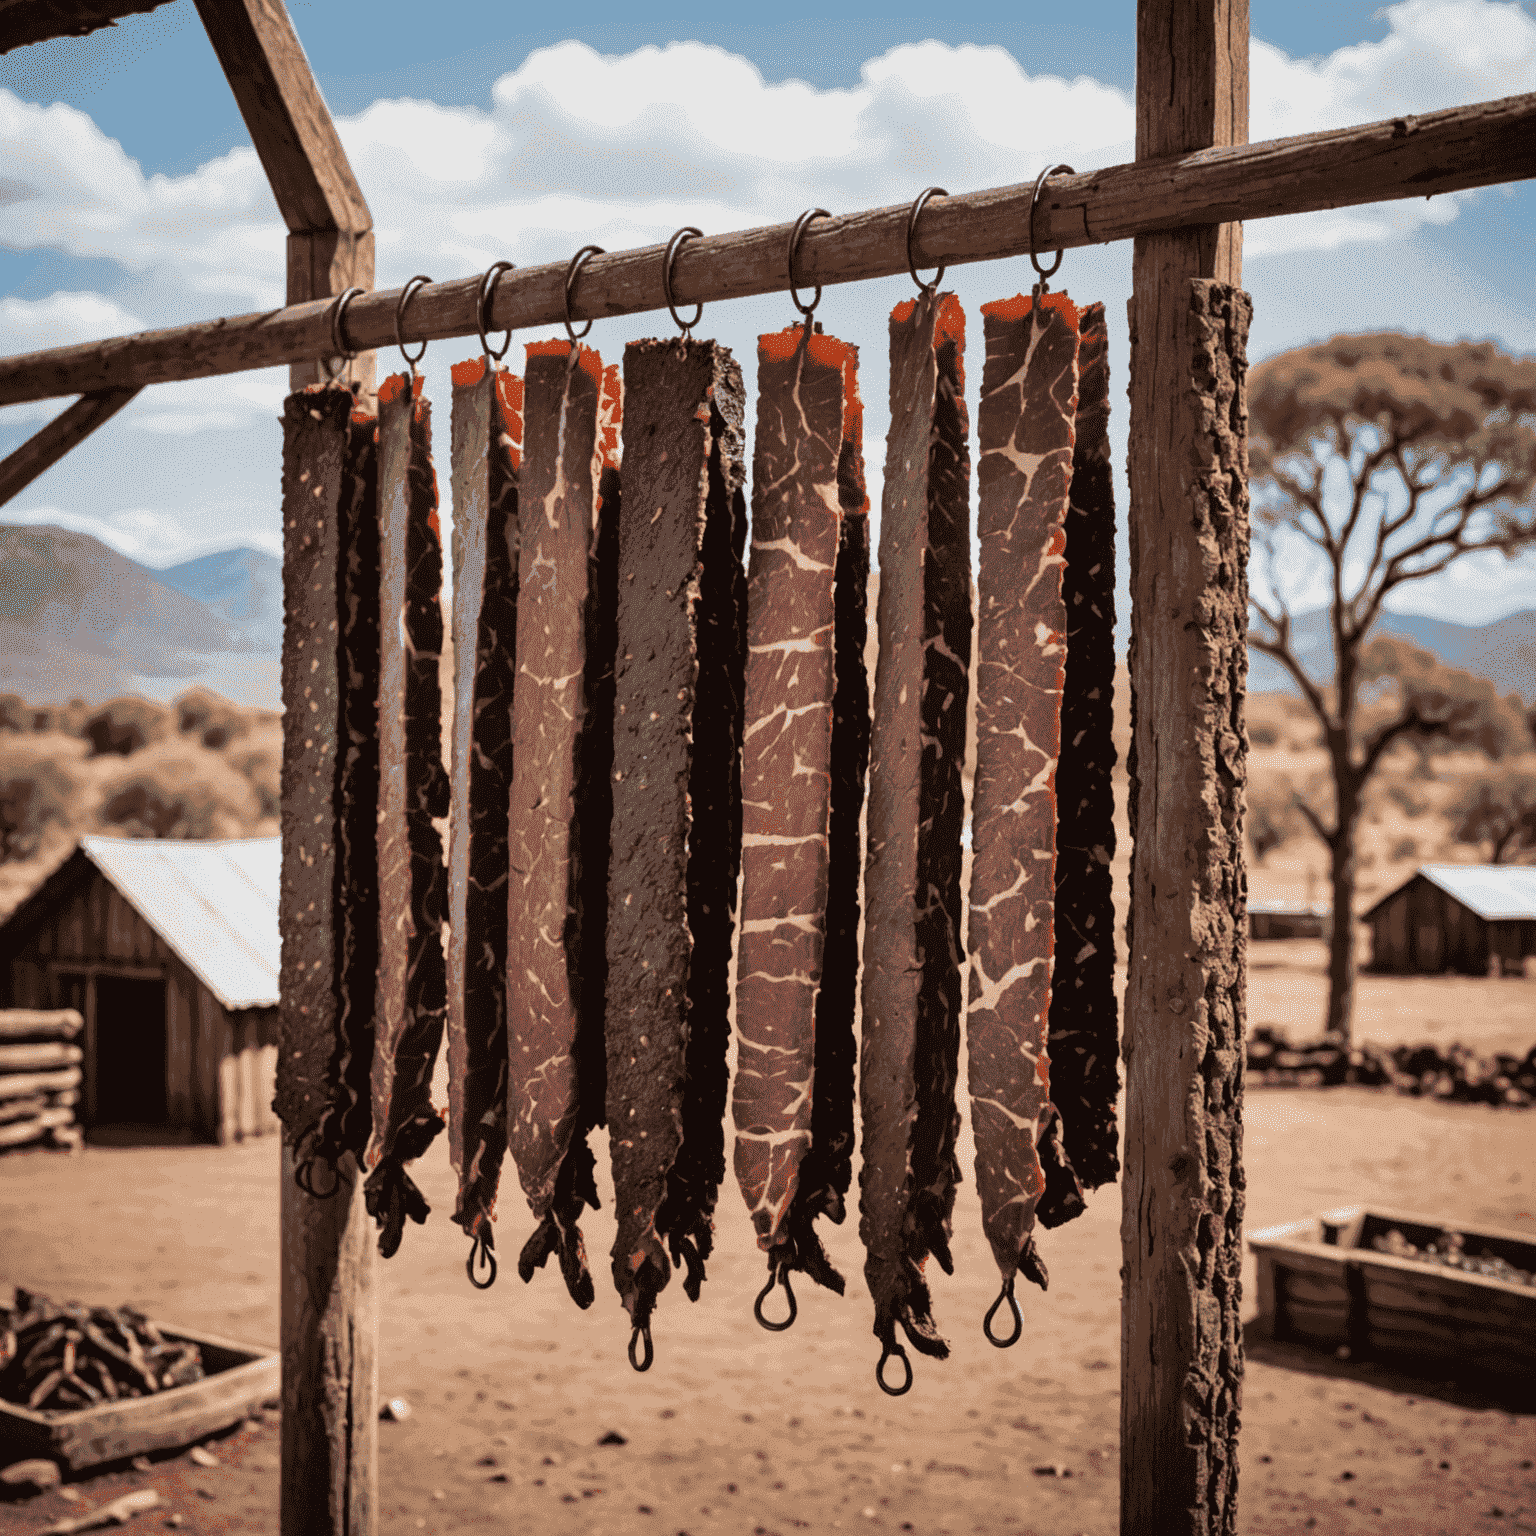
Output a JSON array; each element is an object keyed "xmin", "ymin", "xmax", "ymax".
[{"xmin": 1122, "ymin": 2, "xmax": 1250, "ymax": 1532}]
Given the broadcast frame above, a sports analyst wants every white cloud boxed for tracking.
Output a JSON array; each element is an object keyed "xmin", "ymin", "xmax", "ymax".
[{"xmin": 0, "ymin": 290, "xmax": 144, "ymax": 352}]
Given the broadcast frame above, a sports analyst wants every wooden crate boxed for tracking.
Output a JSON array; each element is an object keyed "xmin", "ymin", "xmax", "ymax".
[
  {"xmin": 0, "ymin": 1321, "xmax": 278, "ymax": 1472},
  {"xmin": 1249, "ymin": 1205, "xmax": 1536, "ymax": 1381}
]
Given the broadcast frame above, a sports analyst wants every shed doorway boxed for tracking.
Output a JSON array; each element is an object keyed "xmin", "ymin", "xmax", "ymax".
[{"xmin": 93, "ymin": 975, "xmax": 168, "ymax": 1125}]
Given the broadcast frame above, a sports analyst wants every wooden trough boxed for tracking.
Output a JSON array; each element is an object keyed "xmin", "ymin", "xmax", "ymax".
[{"xmin": 1249, "ymin": 1206, "xmax": 1536, "ymax": 1382}]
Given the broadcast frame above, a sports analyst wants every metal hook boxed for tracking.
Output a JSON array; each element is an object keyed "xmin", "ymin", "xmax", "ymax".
[
  {"xmin": 753, "ymin": 1261, "xmax": 798, "ymax": 1332},
  {"xmin": 875, "ymin": 1338, "xmax": 913, "ymax": 1397},
  {"xmin": 627, "ymin": 1322, "xmax": 654, "ymax": 1373},
  {"xmin": 983, "ymin": 1277, "xmax": 1023, "ymax": 1348},
  {"xmin": 1028, "ymin": 163, "xmax": 1077, "ymax": 289},
  {"xmin": 786, "ymin": 207, "xmax": 830, "ymax": 320},
  {"xmin": 477, "ymin": 260, "xmax": 515, "ymax": 361},
  {"xmin": 563, "ymin": 244, "xmax": 606, "ymax": 344},
  {"xmin": 293, "ymin": 1141, "xmax": 339, "ymax": 1201},
  {"xmin": 394, "ymin": 275, "xmax": 431, "ymax": 376},
  {"xmin": 321, "ymin": 285, "xmax": 364, "ymax": 381},
  {"xmin": 905, "ymin": 187, "xmax": 948, "ymax": 296},
  {"xmin": 466, "ymin": 1229, "xmax": 498, "ymax": 1290},
  {"xmin": 662, "ymin": 226, "xmax": 704, "ymax": 337}
]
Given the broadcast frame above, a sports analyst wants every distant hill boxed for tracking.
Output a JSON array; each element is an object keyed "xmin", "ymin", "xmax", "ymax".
[{"xmin": 157, "ymin": 546, "xmax": 283, "ymax": 653}]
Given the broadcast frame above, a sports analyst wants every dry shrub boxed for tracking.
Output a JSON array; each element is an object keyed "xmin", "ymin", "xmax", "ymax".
[
  {"xmin": 0, "ymin": 695, "xmax": 30, "ymax": 733},
  {"xmin": 229, "ymin": 728, "xmax": 281, "ymax": 819},
  {"xmin": 28, "ymin": 699, "xmax": 91, "ymax": 737},
  {"xmin": 82, "ymin": 697, "xmax": 172, "ymax": 758},
  {"xmin": 175, "ymin": 686, "xmax": 253, "ymax": 750},
  {"xmin": 98, "ymin": 741, "xmax": 261, "ymax": 840},
  {"xmin": 0, "ymin": 738, "xmax": 86, "ymax": 862}
]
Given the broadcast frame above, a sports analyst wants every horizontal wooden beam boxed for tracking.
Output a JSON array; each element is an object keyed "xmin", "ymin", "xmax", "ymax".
[
  {"xmin": 0, "ymin": 388, "xmax": 140, "ymax": 504},
  {"xmin": 2, "ymin": 89, "xmax": 1532, "ymax": 407},
  {"xmin": 0, "ymin": 0, "xmax": 171, "ymax": 53}
]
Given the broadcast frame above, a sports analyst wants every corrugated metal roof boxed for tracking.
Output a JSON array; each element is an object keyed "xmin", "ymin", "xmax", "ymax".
[
  {"xmin": 80, "ymin": 836, "xmax": 279, "ymax": 1010},
  {"xmin": 1414, "ymin": 864, "xmax": 1536, "ymax": 922}
]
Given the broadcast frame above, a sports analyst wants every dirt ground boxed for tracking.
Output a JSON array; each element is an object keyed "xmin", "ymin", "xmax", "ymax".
[{"xmin": 2, "ymin": 947, "xmax": 1532, "ymax": 1536}]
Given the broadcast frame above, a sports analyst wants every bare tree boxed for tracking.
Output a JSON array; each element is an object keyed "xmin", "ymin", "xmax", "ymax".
[
  {"xmin": 1248, "ymin": 333, "xmax": 1536, "ymax": 1040},
  {"xmin": 1453, "ymin": 771, "xmax": 1536, "ymax": 865}
]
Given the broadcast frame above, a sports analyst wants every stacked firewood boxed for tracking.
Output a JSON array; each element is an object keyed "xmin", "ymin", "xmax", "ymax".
[
  {"xmin": 0, "ymin": 1010, "xmax": 84, "ymax": 1153},
  {"xmin": 0, "ymin": 1289, "xmax": 204, "ymax": 1414}
]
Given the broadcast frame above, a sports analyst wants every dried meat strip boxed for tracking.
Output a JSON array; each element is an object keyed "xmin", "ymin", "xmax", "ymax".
[
  {"xmin": 859, "ymin": 292, "xmax": 972, "ymax": 1393},
  {"xmin": 1048, "ymin": 301, "xmax": 1120, "ymax": 1194},
  {"xmin": 733, "ymin": 325, "xmax": 863, "ymax": 1309},
  {"xmin": 445, "ymin": 356, "xmax": 524, "ymax": 1279},
  {"xmin": 507, "ymin": 341, "xmax": 621, "ymax": 1308},
  {"xmin": 364, "ymin": 371, "xmax": 451, "ymax": 1257},
  {"xmin": 967, "ymin": 292, "xmax": 1080, "ymax": 1333},
  {"xmin": 606, "ymin": 338, "xmax": 747, "ymax": 1365},
  {"xmin": 275, "ymin": 384, "xmax": 379, "ymax": 1183}
]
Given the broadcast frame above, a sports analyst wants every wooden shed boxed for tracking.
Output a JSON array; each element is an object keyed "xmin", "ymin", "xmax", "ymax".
[
  {"xmin": 0, "ymin": 837, "xmax": 280, "ymax": 1142},
  {"xmin": 1363, "ymin": 864, "xmax": 1536, "ymax": 977}
]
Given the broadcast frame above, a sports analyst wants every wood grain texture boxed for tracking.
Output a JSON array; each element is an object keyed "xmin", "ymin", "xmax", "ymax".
[
  {"xmin": 0, "ymin": 0, "xmax": 169, "ymax": 51},
  {"xmin": 6, "ymin": 88, "xmax": 1532, "ymax": 404},
  {"xmin": 0, "ymin": 389, "xmax": 138, "ymax": 506},
  {"xmin": 0, "ymin": 1010, "xmax": 83, "ymax": 1042}
]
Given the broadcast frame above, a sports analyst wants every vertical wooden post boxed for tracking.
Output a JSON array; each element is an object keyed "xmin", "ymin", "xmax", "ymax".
[{"xmin": 1122, "ymin": 2, "xmax": 1250, "ymax": 1533}]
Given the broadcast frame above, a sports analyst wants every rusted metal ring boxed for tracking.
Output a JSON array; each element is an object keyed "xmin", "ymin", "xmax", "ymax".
[
  {"xmin": 627, "ymin": 1322, "xmax": 654, "ymax": 1373},
  {"xmin": 563, "ymin": 245, "xmax": 606, "ymax": 343},
  {"xmin": 662, "ymin": 226, "xmax": 704, "ymax": 336},
  {"xmin": 466, "ymin": 1230, "xmax": 497, "ymax": 1290},
  {"xmin": 329, "ymin": 286, "xmax": 363, "ymax": 361},
  {"xmin": 786, "ymin": 207, "xmax": 831, "ymax": 319},
  {"xmin": 477, "ymin": 260, "xmax": 515, "ymax": 360},
  {"xmin": 753, "ymin": 1261, "xmax": 798, "ymax": 1332},
  {"xmin": 395, "ymin": 275, "xmax": 431, "ymax": 373},
  {"xmin": 983, "ymin": 1278, "xmax": 1022, "ymax": 1348},
  {"xmin": 1028, "ymin": 163, "xmax": 1076, "ymax": 283},
  {"xmin": 905, "ymin": 187, "xmax": 948, "ymax": 295},
  {"xmin": 875, "ymin": 1338, "xmax": 913, "ymax": 1396}
]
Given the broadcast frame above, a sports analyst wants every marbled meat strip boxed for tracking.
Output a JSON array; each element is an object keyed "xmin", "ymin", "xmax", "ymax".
[
  {"xmin": 859, "ymin": 292, "xmax": 972, "ymax": 1369},
  {"xmin": 1048, "ymin": 301, "xmax": 1120, "ymax": 1194},
  {"xmin": 606, "ymin": 337, "xmax": 747, "ymax": 1340},
  {"xmin": 508, "ymin": 341, "xmax": 621, "ymax": 1308},
  {"xmin": 446, "ymin": 356, "xmax": 523, "ymax": 1255},
  {"xmin": 967, "ymin": 292, "xmax": 1080, "ymax": 1291},
  {"xmin": 733, "ymin": 325, "xmax": 858, "ymax": 1293},
  {"xmin": 365, "ymin": 371, "xmax": 451, "ymax": 1257}
]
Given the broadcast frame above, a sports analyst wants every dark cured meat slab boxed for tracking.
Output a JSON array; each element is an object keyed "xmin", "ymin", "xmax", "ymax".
[
  {"xmin": 733, "ymin": 325, "xmax": 860, "ymax": 1293},
  {"xmin": 606, "ymin": 338, "xmax": 747, "ymax": 1338},
  {"xmin": 364, "ymin": 371, "xmax": 450, "ymax": 1257},
  {"xmin": 1048, "ymin": 301, "xmax": 1120, "ymax": 1192},
  {"xmin": 968, "ymin": 292, "xmax": 1079, "ymax": 1289},
  {"xmin": 446, "ymin": 357, "xmax": 523, "ymax": 1253},
  {"xmin": 859, "ymin": 292, "xmax": 972, "ymax": 1370},
  {"xmin": 275, "ymin": 384, "xmax": 378, "ymax": 1164},
  {"xmin": 508, "ymin": 341, "xmax": 621, "ymax": 1308}
]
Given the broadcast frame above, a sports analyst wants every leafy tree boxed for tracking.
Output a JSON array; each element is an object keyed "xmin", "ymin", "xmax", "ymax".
[
  {"xmin": 1452, "ymin": 771, "xmax": 1536, "ymax": 864},
  {"xmin": 1248, "ymin": 333, "xmax": 1536, "ymax": 1040}
]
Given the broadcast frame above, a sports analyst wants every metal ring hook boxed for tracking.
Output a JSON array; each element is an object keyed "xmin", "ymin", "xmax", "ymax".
[
  {"xmin": 395, "ymin": 275, "xmax": 431, "ymax": 375},
  {"xmin": 322, "ymin": 285, "xmax": 364, "ymax": 381},
  {"xmin": 753, "ymin": 1262, "xmax": 798, "ymax": 1332},
  {"xmin": 662, "ymin": 226, "xmax": 704, "ymax": 337},
  {"xmin": 983, "ymin": 1277, "xmax": 1023, "ymax": 1348},
  {"xmin": 627, "ymin": 1322, "xmax": 654, "ymax": 1373},
  {"xmin": 466, "ymin": 1230, "xmax": 497, "ymax": 1290},
  {"xmin": 294, "ymin": 1151, "xmax": 338, "ymax": 1201},
  {"xmin": 563, "ymin": 244, "xmax": 605, "ymax": 344},
  {"xmin": 477, "ymin": 260, "xmax": 515, "ymax": 361},
  {"xmin": 875, "ymin": 1338, "xmax": 913, "ymax": 1397},
  {"xmin": 786, "ymin": 207, "xmax": 831, "ymax": 320},
  {"xmin": 1028, "ymin": 163, "xmax": 1077, "ymax": 286},
  {"xmin": 905, "ymin": 187, "xmax": 948, "ymax": 296}
]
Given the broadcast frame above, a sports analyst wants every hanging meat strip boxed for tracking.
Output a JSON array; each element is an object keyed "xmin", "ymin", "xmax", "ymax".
[
  {"xmin": 275, "ymin": 384, "xmax": 379, "ymax": 1181},
  {"xmin": 967, "ymin": 291, "xmax": 1080, "ymax": 1331},
  {"xmin": 1048, "ymin": 301, "xmax": 1120, "ymax": 1193},
  {"xmin": 606, "ymin": 338, "xmax": 746, "ymax": 1365},
  {"xmin": 364, "ymin": 370, "xmax": 451, "ymax": 1257},
  {"xmin": 733, "ymin": 324, "xmax": 864, "ymax": 1307},
  {"xmin": 446, "ymin": 357, "xmax": 523, "ymax": 1279},
  {"xmin": 859, "ymin": 292, "xmax": 972, "ymax": 1393},
  {"xmin": 507, "ymin": 341, "xmax": 621, "ymax": 1308}
]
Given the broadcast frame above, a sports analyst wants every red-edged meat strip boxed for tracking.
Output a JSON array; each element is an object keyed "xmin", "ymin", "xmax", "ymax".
[
  {"xmin": 606, "ymin": 338, "xmax": 747, "ymax": 1357},
  {"xmin": 364, "ymin": 370, "xmax": 451, "ymax": 1257},
  {"xmin": 445, "ymin": 356, "xmax": 524, "ymax": 1270},
  {"xmin": 1048, "ymin": 301, "xmax": 1120, "ymax": 1194},
  {"xmin": 859, "ymin": 292, "xmax": 972, "ymax": 1388},
  {"xmin": 507, "ymin": 341, "xmax": 621, "ymax": 1308},
  {"xmin": 967, "ymin": 291, "xmax": 1080, "ymax": 1306}
]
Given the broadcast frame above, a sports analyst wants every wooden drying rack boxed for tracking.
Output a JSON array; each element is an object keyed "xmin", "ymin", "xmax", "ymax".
[{"xmin": 2, "ymin": 3, "xmax": 1532, "ymax": 1532}]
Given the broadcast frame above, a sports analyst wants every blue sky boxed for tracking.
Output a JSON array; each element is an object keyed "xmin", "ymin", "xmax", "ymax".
[{"xmin": 2, "ymin": 0, "xmax": 1534, "ymax": 628}]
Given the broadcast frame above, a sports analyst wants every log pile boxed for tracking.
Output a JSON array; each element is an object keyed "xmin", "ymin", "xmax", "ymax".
[{"xmin": 0, "ymin": 1010, "xmax": 84, "ymax": 1154}]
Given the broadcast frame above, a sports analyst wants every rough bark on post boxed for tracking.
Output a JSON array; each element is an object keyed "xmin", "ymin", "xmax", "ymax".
[{"xmin": 1122, "ymin": 2, "xmax": 1250, "ymax": 1533}]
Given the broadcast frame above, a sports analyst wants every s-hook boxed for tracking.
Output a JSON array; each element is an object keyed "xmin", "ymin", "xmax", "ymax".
[
  {"xmin": 322, "ymin": 285, "xmax": 364, "ymax": 381},
  {"xmin": 753, "ymin": 1259, "xmax": 798, "ymax": 1332},
  {"xmin": 662, "ymin": 226, "xmax": 704, "ymax": 338},
  {"xmin": 787, "ymin": 207, "xmax": 831, "ymax": 320},
  {"xmin": 1028, "ymin": 163, "xmax": 1076, "ymax": 297},
  {"xmin": 477, "ymin": 260, "xmax": 515, "ymax": 361},
  {"xmin": 983, "ymin": 1277, "xmax": 1023, "ymax": 1348},
  {"xmin": 906, "ymin": 187, "xmax": 948, "ymax": 296},
  {"xmin": 395, "ymin": 275, "xmax": 431, "ymax": 377},
  {"xmin": 466, "ymin": 1228, "xmax": 498, "ymax": 1290},
  {"xmin": 564, "ymin": 244, "xmax": 605, "ymax": 343}
]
